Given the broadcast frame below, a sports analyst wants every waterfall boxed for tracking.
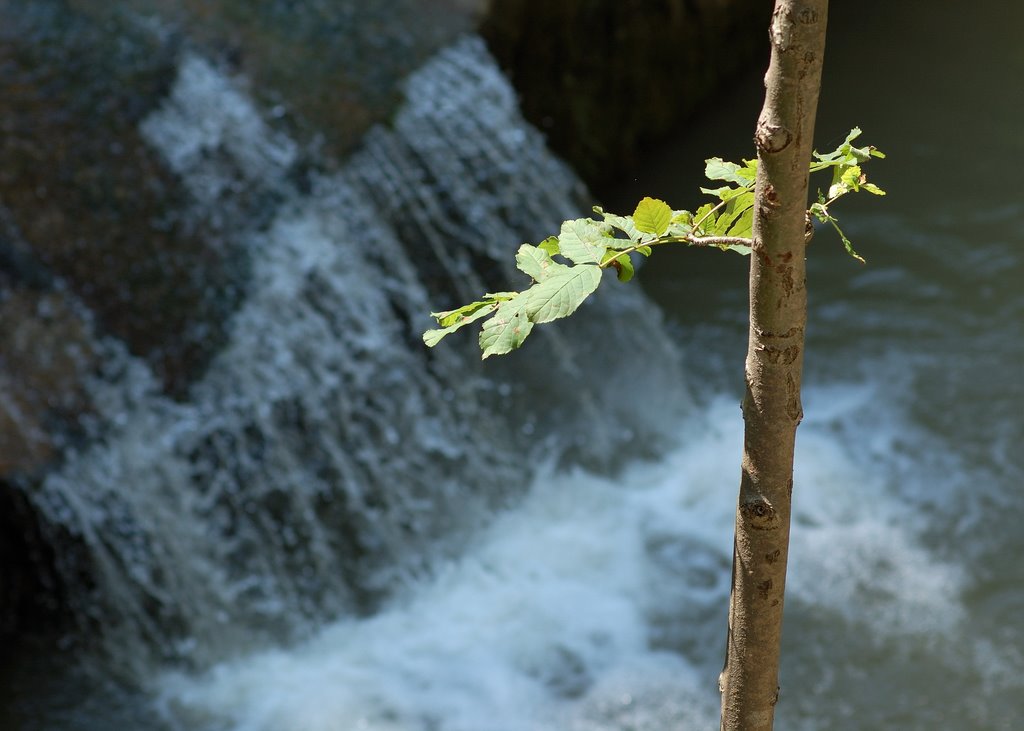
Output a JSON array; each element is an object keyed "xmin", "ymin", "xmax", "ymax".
[{"xmin": 24, "ymin": 36, "xmax": 688, "ymax": 678}]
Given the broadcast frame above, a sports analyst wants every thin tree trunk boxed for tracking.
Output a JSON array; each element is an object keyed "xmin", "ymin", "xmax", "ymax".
[{"xmin": 719, "ymin": 2, "xmax": 828, "ymax": 730}]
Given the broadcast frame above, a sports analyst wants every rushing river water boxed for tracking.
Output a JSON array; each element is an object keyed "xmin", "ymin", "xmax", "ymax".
[
  {"xmin": 4, "ymin": 3, "xmax": 1023, "ymax": 730},
  {"xmin": 607, "ymin": 2, "xmax": 1024, "ymax": 728}
]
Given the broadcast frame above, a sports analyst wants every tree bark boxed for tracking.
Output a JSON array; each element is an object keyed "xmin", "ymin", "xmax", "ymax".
[{"xmin": 718, "ymin": 2, "xmax": 828, "ymax": 730}]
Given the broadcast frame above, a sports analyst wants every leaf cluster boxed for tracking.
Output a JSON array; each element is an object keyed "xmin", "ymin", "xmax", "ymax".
[
  {"xmin": 808, "ymin": 127, "xmax": 887, "ymax": 262},
  {"xmin": 424, "ymin": 128, "xmax": 885, "ymax": 359}
]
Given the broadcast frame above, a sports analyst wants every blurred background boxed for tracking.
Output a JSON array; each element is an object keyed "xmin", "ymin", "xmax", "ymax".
[{"xmin": 1, "ymin": 1, "xmax": 1021, "ymax": 729}]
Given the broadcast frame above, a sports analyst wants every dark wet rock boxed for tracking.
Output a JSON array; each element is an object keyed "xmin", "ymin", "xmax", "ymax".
[
  {"xmin": 482, "ymin": 0, "xmax": 773, "ymax": 186},
  {"xmin": 0, "ymin": 482, "xmax": 69, "ymax": 637},
  {"xmin": 0, "ymin": 2, "xmax": 246, "ymax": 396},
  {"xmin": 0, "ymin": 286, "xmax": 99, "ymax": 475}
]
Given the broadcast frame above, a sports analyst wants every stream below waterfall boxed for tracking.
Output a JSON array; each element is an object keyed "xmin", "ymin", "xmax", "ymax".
[{"xmin": 3, "ymin": 3, "xmax": 1023, "ymax": 730}]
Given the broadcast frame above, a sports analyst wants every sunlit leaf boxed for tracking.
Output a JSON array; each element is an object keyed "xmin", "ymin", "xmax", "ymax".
[
  {"xmin": 479, "ymin": 295, "xmax": 534, "ymax": 359},
  {"xmin": 538, "ymin": 235, "xmax": 560, "ymax": 257},
  {"xmin": 633, "ymin": 197, "xmax": 672, "ymax": 236},
  {"xmin": 615, "ymin": 257, "xmax": 635, "ymax": 282},
  {"xmin": 601, "ymin": 250, "xmax": 635, "ymax": 282},
  {"xmin": 737, "ymin": 159, "xmax": 758, "ymax": 181},
  {"xmin": 829, "ymin": 218, "xmax": 864, "ymax": 263},
  {"xmin": 840, "ymin": 165, "xmax": 863, "ymax": 190},
  {"xmin": 712, "ymin": 189, "xmax": 753, "ymax": 234},
  {"xmin": 693, "ymin": 202, "xmax": 718, "ymax": 232},
  {"xmin": 424, "ymin": 301, "xmax": 500, "ymax": 346},
  {"xmin": 699, "ymin": 184, "xmax": 734, "ymax": 198},
  {"xmin": 525, "ymin": 264, "xmax": 603, "ymax": 324},
  {"xmin": 667, "ymin": 210, "xmax": 694, "ymax": 238},
  {"xmin": 727, "ymin": 207, "xmax": 754, "ymax": 240},
  {"xmin": 558, "ymin": 218, "xmax": 610, "ymax": 264},
  {"xmin": 593, "ymin": 206, "xmax": 644, "ymax": 243},
  {"xmin": 705, "ymin": 158, "xmax": 746, "ymax": 185},
  {"xmin": 431, "ymin": 294, "xmax": 512, "ymax": 328},
  {"xmin": 515, "ymin": 244, "xmax": 561, "ymax": 282}
]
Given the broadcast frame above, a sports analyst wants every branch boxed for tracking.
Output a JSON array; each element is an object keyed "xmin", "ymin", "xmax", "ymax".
[
  {"xmin": 599, "ymin": 233, "xmax": 753, "ymax": 270},
  {"xmin": 685, "ymin": 235, "xmax": 753, "ymax": 248}
]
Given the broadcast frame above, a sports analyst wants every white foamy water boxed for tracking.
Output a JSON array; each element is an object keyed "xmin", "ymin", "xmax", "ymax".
[{"xmin": 155, "ymin": 383, "xmax": 966, "ymax": 731}]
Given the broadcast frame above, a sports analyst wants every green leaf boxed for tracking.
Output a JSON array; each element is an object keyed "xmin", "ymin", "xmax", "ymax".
[
  {"xmin": 604, "ymin": 237, "xmax": 640, "ymax": 251},
  {"xmin": 593, "ymin": 206, "xmax": 644, "ymax": 243},
  {"xmin": 431, "ymin": 295, "xmax": 511, "ymax": 328},
  {"xmin": 811, "ymin": 129, "xmax": 885, "ymax": 204},
  {"xmin": 693, "ymin": 202, "xmax": 718, "ymax": 232},
  {"xmin": 699, "ymin": 184, "xmax": 734, "ymax": 198},
  {"xmin": 827, "ymin": 160, "xmax": 856, "ymax": 198},
  {"xmin": 525, "ymin": 264, "xmax": 603, "ymax": 324},
  {"xmin": 615, "ymin": 257, "xmax": 634, "ymax": 282},
  {"xmin": 727, "ymin": 206, "xmax": 754, "ymax": 240},
  {"xmin": 558, "ymin": 218, "xmax": 610, "ymax": 264},
  {"xmin": 711, "ymin": 191, "xmax": 754, "ymax": 236},
  {"xmin": 848, "ymin": 145, "xmax": 875, "ymax": 163},
  {"xmin": 601, "ymin": 250, "xmax": 635, "ymax": 282},
  {"xmin": 840, "ymin": 165, "xmax": 863, "ymax": 190},
  {"xmin": 515, "ymin": 244, "xmax": 561, "ymax": 282},
  {"xmin": 705, "ymin": 158, "xmax": 746, "ymax": 185},
  {"xmin": 828, "ymin": 217, "xmax": 864, "ymax": 263},
  {"xmin": 538, "ymin": 235, "xmax": 560, "ymax": 257},
  {"xmin": 633, "ymin": 197, "xmax": 672, "ymax": 236},
  {"xmin": 667, "ymin": 210, "xmax": 694, "ymax": 238},
  {"xmin": 808, "ymin": 202, "xmax": 865, "ymax": 263},
  {"xmin": 479, "ymin": 295, "xmax": 534, "ymax": 359},
  {"xmin": 667, "ymin": 222, "xmax": 693, "ymax": 238},
  {"xmin": 812, "ymin": 128, "xmax": 884, "ymax": 172},
  {"xmin": 424, "ymin": 301, "xmax": 499, "ymax": 347},
  {"xmin": 725, "ymin": 242, "xmax": 752, "ymax": 256},
  {"xmin": 813, "ymin": 127, "xmax": 862, "ymax": 163}
]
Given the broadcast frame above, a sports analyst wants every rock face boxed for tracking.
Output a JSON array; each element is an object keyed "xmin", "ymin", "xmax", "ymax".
[
  {"xmin": 0, "ymin": 2, "xmax": 244, "ymax": 437},
  {"xmin": 0, "ymin": 0, "xmax": 758, "ymax": 652},
  {"xmin": 482, "ymin": 0, "xmax": 773, "ymax": 185}
]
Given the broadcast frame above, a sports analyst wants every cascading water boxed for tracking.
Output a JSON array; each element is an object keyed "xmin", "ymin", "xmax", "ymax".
[{"xmin": 20, "ymin": 36, "xmax": 687, "ymax": 684}]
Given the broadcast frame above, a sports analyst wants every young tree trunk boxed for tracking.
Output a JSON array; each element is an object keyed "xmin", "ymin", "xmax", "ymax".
[{"xmin": 718, "ymin": 2, "xmax": 828, "ymax": 730}]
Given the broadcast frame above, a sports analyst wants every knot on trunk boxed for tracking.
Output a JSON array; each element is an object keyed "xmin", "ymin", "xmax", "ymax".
[
  {"xmin": 740, "ymin": 496, "xmax": 779, "ymax": 530},
  {"xmin": 755, "ymin": 120, "xmax": 792, "ymax": 154}
]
